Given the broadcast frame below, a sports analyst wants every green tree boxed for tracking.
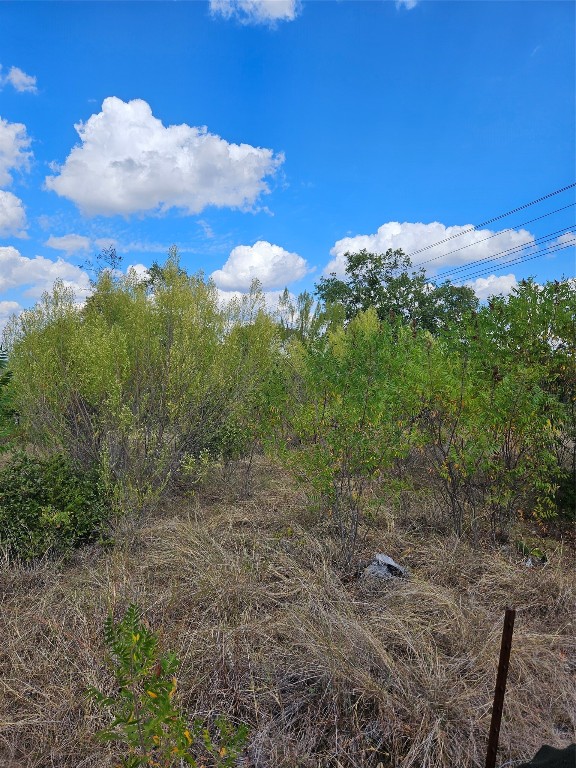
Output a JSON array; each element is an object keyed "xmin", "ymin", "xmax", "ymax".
[
  {"xmin": 4, "ymin": 260, "xmax": 280, "ymax": 506},
  {"xmin": 263, "ymin": 308, "xmax": 425, "ymax": 563},
  {"xmin": 275, "ymin": 288, "xmax": 321, "ymax": 341},
  {"xmin": 462, "ymin": 277, "xmax": 576, "ymax": 519},
  {"xmin": 315, "ymin": 248, "xmax": 478, "ymax": 333},
  {"xmin": 0, "ymin": 345, "xmax": 15, "ymax": 450}
]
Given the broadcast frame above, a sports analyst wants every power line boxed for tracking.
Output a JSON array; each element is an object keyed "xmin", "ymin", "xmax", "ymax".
[
  {"xmin": 405, "ymin": 182, "xmax": 576, "ymax": 260},
  {"xmin": 455, "ymin": 240, "xmax": 575, "ymax": 283},
  {"xmin": 457, "ymin": 240, "xmax": 575, "ymax": 284},
  {"xmin": 412, "ymin": 202, "xmax": 575, "ymax": 269},
  {"xmin": 434, "ymin": 225, "xmax": 575, "ymax": 281},
  {"xmin": 451, "ymin": 239, "xmax": 576, "ymax": 284}
]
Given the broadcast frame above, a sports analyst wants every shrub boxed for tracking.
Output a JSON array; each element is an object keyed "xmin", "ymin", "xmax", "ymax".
[
  {"xmin": 87, "ymin": 604, "xmax": 248, "ymax": 768},
  {"xmin": 3, "ymin": 258, "xmax": 279, "ymax": 505},
  {"xmin": 0, "ymin": 452, "xmax": 108, "ymax": 562},
  {"xmin": 263, "ymin": 309, "xmax": 424, "ymax": 563},
  {"xmin": 0, "ymin": 345, "xmax": 15, "ymax": 451}
]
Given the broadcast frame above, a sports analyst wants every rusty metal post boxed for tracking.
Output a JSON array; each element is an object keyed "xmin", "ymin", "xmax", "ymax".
[{"xmin": 485, "ymin": 607, "xmax": 516, "ymax": 768}]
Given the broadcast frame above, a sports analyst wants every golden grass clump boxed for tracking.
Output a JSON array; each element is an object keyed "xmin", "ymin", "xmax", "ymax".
[{"xmin": 0, "ymin": 458, "xmax": 574, "ymax": 767}]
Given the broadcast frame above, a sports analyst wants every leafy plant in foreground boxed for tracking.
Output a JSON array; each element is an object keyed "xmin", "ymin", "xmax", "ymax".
[{"xmin": 88, "ymin": 604, "xmax": 248, "ymax": 768}]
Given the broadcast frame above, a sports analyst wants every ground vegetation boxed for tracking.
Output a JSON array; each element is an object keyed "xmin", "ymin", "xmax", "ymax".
[{"xmin": 0, "ymin": 250, "xmax": 574, "ymax": 767}]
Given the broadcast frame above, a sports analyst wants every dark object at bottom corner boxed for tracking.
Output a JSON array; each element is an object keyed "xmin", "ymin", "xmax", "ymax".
[{"xmin": 516, "ymin": 744, "xmax": 576, "ymax": 768}]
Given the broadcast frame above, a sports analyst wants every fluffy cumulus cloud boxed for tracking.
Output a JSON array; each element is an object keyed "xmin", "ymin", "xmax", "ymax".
[
  {"xmin": 549, "ymin": 232, "xmax": 575, "ymax": 248},
  {"xmin": 0, "ymin": 117, "xmax": 32, "ymax": 187},
  {"xmin": 0, "ymin": 246, "xmax": 91, "ymax": 299},
  {"xmin": 45, "ymin": 234, "xmax": 91, "ymax": 256},
  {"xmin": 326, "ymin": 221, "xmax": 534, "ymax": 277},
  {"xmin": 465, "ymin": 274, "xmax": 518, "ymax": 301},
  {"xmin": 209, "ymin": 0, "xmax": 300, "ymax": 25},
  {"xmin": 396, "ymin": 0, "xmax": 419, "ymax": 9},
  {"xmin": 0, "ymin": 300, "xmax": 21, "ymax": 335},
  {"xmin": 211, "ymin": 240, "xmax": 309, "ymax": 291},
  {"xmin": 0, "ymin": 190, "xmax": 27, "ymax": 236},
  {"xmin": 0, "ymin": 66, "xmax": 38, "ymax": 94},
  {"xmin": 45, "ymin": 97, "xmax": 283, "ymax": 217}
]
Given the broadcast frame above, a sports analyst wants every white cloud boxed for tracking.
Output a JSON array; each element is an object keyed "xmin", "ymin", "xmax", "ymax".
[
  {"xmin": 396, "ymin": 0, "xmax": 419, "ymax": 9},
  {"xmin": 1, "ymin": 66, "xmax": 38, "ymax": 94},
  {"xmin": 326, "ymin": 221, "xmax": 534, "ymax": 277},
  {"xmin": 549, "ymin": 232, "xmax": 575, "ymax": 248},
  {"xmin": 465, "ymin": 273, "xmax": 518, "ymax": 301},
  {"xmin": 45, "ymin": 97, "xmax": 283, "ymax": 217},
  {"xmin": 117, "ymin": 241, "xmax": 173, "ymax": 254},
  {"xmin": 0, "ymin": 246, "xmax": 91, "ymax": 299},
  {"xmin": 0, "ymin": 117, "xmax": 32, "ymax": 187},
  {"xmin": 0, "ymin": 300, "xmax": 21, "ymax": 337},
  {"xmin": 211, "ymin": 240, "xmax": 309, "ymax": 291},
  {"xmin": 45, "ymin": 234, "xmax": 91, "ymax": 256},
  {"xmin": 126, "ymin": 263, "xmax": 150, "ymax": 280},
  {"xmin": 0, "ymin": 190, "xmax": 27, "ymax": 236},
  {"xmin": 93, "ymin": 237, "xmax": 119, "ymax": 251},
  {"xmin": 198, "ymin": 219, "xmax": 215, "ymax": 239},
  {"xmin": 209, "ymin": 0, "xmax": 300, "ymax": 25}
]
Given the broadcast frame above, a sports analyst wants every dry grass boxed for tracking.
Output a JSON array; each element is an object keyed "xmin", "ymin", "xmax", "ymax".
[{"xmin": 1, "ymin": 458, "xmax": 574, "ymax": 768}]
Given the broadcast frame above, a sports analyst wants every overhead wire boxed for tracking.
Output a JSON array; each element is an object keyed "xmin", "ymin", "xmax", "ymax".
[
  {"xmin": 434, "ymin": 225, "xmax": 575, "ymax": 281},
  {"xmin": 449, "ymin": 238, "xmax": 576, "ymax": 283},
  {"xmin": 412, "ymin": 202, "xmax": 575, "ymax": 269},
  {"xmin": 404, "ymin": 181, "xmax": 576, "ymax": 260}
]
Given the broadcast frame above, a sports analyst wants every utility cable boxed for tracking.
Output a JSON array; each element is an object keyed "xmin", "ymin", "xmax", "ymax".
[
  {"xmin": 404, "ymin": 182, "xmax": 576, "ymax": 259},
  {"xmin": 450, "ymin": 238, "xmax": 576, "ymax": 283},
  {"xmin": 434, "ymin": 225, "xmax": 575, "ymax": 281},
  {"xmin": 412, "ymin": 202, "xmax": 575, "ymax": 269}
]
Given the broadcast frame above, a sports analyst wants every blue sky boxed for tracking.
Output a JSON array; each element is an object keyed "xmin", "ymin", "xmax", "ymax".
[{"xmin": 0, "ymin": 0, "xmax": 574, "ymax": 331}]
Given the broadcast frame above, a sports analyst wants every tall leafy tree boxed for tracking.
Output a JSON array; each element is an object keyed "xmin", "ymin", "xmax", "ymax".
[{"xmin": 315, "ymin": 248, "xmax": 478, "ymax": 333}]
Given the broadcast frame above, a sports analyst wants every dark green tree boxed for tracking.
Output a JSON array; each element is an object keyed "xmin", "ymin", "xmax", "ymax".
[
  {"xmin": 315, "ymin": 248, "xmax": 478, "ymax": 333},
  {"xmin": 144, "ymin": 245, "xmax": 188, "ymax": 292}
]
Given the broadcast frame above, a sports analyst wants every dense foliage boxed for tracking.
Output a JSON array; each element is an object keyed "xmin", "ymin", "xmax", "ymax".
[
  {"xmin": 0, "ymin": 345, "xmax": 15, "ymax": 450},
  {"xmin": 3, "ymin": 253, "xmax": 278, "ymax": 509},
  {"xmin": 0, "ymin": 452, "xmax": 108, "ymax": 561},
  {"xmin": 315, "ymin": 248, "xmax": 479, "ymax": 332},
  {"xmin": 1, "ymin": 248, "xmax": 574, "ymax": 562}
]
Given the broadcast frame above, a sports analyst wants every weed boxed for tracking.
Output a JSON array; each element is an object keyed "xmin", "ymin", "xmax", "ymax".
[{"xmin": 87, "ymin": 603, "xmax": 248, "ymax": 768}]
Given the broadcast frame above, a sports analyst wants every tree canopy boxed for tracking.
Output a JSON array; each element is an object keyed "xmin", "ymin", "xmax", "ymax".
[{"xmin": 315, "ymin": 248, "xmax": 479, "ymax": 333}]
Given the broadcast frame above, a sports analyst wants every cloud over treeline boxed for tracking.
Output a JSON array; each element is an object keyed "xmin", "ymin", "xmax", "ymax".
[
  {"xmin": 326, "ymin": 221, "xmax": 534, "ymax": 277},
  {"xmin": 212, "ymin": 240, "xmax": 308, "ymax": 291}
]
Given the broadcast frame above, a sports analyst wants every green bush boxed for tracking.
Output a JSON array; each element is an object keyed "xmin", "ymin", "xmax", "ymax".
[
  {"xmin": 0, "ymin": 345, "xmax": 15, "ymax": 451},
  {"xmin": 88, "ymin": 603, "xmax": 248, "ymax": 768},
  {"xmin": 3, "ymin": 256, "xmax": 279, "ymax": 504},
  {"xmin": 0, "ymin": 452, "xmax": 109, "ymax": 562},
  {"xmin": 556, "ymin": 468, "xmax": 576, "ymax": 521}
]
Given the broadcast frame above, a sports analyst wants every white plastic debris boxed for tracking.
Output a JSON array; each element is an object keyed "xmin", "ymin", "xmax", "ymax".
[{"xmin": 363, "ymin": 554, "xmax": 409, "ymax": 580}]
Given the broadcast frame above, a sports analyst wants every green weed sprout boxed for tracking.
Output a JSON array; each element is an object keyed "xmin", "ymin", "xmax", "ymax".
[{"xmin": 87, "ymin": 604, "xmax": 248, "ymax": 768}]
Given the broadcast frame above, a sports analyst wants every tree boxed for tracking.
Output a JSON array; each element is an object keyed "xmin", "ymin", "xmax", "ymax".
[
  {"xmin": 275, "ymin": 289, "xmax": 321, "ymax": 341},
  {"xmin": 82, "ymin": 245, "xmax": 123, "ymax": 287},
  {"xmin": 315, "ymin": 248, "xmax": 478, "ymax": 333},
  {"xmin": 144, "ymin": 245, "xmax": 188, "ymax": 292},
  {"xmin": 0, "ymin": 346, "xmax": 15, "ymax": 449}
]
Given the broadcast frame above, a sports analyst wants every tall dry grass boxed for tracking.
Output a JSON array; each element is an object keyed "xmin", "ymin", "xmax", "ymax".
[{"xmin": 1, "ymin": 458, "xmax": 574, "ymax": 767}]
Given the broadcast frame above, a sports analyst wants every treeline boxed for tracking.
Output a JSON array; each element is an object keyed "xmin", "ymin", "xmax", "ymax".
[{"xmin": 0, "ymin": 248, "xmax": 574, "ymax": 562}]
